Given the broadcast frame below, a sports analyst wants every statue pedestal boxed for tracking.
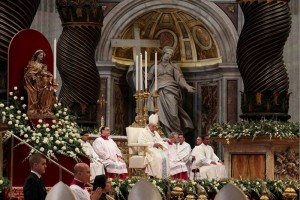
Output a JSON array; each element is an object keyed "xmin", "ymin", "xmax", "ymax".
[{"xmin": 215, "ymin": 136, "xmax": 299, "ymax": 180}]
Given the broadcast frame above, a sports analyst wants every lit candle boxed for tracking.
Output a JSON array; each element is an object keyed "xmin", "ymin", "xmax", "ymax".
[
  {"xmin": 145, "ymin": 51, "xmax": 147, "ymax": 89},
  {"xmin": 140, "ymin": 53, "xmax": 143, "ymax": 91},
  {"xmin": 154, "ymin": 51, "xmax": 157, "ymax": 91},
  {"xmin": 53, "ymin": 38, "xmax": 57, "ymax": 80},
  {"xmin": 136, "ymin": 55, "xmax": 139, "ymax": 91}
]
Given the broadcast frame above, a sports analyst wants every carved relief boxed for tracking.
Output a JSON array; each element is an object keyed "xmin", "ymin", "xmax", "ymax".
[{"xmin": 275, "ymin": 147, "xmax": 299, "ymax": 180}]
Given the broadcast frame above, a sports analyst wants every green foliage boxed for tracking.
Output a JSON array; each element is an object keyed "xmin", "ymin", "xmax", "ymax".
[
  {"xmin": 0, "ymin": 177, "xmax": 11, "ymax": 191},
  {"xmin": 208, "ymin": 120, "xmax": 299, "ymax": 143}
]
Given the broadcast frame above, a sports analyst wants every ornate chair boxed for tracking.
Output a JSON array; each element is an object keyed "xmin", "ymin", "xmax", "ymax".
[{"xmin": 126, "ymin": 127, "xmax": 147, "ymax": 178}]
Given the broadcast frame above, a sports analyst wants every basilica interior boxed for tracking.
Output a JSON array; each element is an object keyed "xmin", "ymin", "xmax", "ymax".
[{"xmin": 0, "ymin": 0, "xmax": 299, "ymax": 199}]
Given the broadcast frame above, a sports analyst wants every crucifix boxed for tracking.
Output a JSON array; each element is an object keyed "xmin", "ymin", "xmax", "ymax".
[{"xmin": 111, "ymin": 23, "xmax": 161, "ymax": 60}]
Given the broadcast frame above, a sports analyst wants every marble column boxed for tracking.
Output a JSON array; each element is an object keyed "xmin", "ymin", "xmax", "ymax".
[{"xmin": 237, "ymin": 0, "xmax": 291, "ymax": 120}]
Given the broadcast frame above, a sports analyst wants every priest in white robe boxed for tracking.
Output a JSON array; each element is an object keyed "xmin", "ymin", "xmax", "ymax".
[
  {"xmin": 80, "ymin": 131, "xmax": 105, "ymax": 182},
  {"xmin": 166, "ymin": 132, "xmax": 188, "ymax": 180},
  {"xmin": 192, "ymin": 135, "xmax": 226, "ymax": 180},
  {"xmin": 177, "ymin": 133, "xmax": 192, "ymax": 176},
  {"xmin": 138, "ymin": 114, "xmax": 169, "ymax": 178},
  {"xmin": 93, "ymin": 127, "xmax": 127, "ymax": 180}
]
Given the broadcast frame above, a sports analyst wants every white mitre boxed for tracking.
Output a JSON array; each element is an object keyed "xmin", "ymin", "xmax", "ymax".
[
  {"xmin": 46, "ymin": 181, "xmax": 75, "ymax": 200},
  {"xmin": 149, "ymin": 114, "xmax": 159, "ymax": 125}
]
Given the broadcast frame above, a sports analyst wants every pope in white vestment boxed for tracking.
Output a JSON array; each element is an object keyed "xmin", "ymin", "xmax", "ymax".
[
  {"xmin": 191, "ymin": 135, "xmax": 226, "ymax": 180},
  {"xmin": 138, "ymin": 114, "xmax": 170, "ymax": 178},
  {"xmin": 93, "ymin": 127, "xmax": 127, "ymax": 179},
  {"xmin": 80, "ymin": 131, "xmax": 105, "ymax": 182}
]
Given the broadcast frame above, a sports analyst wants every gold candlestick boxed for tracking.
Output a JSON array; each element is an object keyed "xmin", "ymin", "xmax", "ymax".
[
  {"xmin": 138, "ymin": 90, "xmax": 144, "ymax": 127},
  {"xmin": 143, "ymin": 89, "xmax": 150, "ymax": 126},
  {"xmin": 131, "ymin": 91, "xmax": 140, "ymax": 127},
  {"xmin": 152, "ymin": 90, "xmax": 159, "ymax": 113}
]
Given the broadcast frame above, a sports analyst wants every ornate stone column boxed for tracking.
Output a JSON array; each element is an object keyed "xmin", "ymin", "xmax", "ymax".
[
  {"xmin": 237, "ymin": 0, "xmax": 291, "ymax": 120},
  {"xmin": 0, "ymin": 0, "xmax": 41, "ymax": 62},
  {"xmin": 56, "ymin": 0, "xmax": 103, "ymax": 122}
]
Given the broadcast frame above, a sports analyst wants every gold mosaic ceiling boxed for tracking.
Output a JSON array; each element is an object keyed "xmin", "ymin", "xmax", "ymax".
[{"xmin": 112, "ymin": 8, "xmax": 221, "ymax": 67}]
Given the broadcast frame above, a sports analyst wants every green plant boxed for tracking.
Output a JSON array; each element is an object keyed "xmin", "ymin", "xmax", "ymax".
[
  {"xmin": 208, "ymin": 120, "xmax": 299, "ymax": 143},
  {"xmin": 0, "ymin": 177, "xmax": 11, "ymax": 191}
]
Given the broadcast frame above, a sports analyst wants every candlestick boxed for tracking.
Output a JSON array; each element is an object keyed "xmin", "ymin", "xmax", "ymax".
[
  {"xmin": 53, "ymin": 38, "xmax": 57, "ymax": 79},
  {"xmin": 135, "ymin": 55, "xmax": 139, "ymax": 91},
  {"xmin": 145, "ymin": 51, "xmax": 147, "ymax": 89},
  {"xmin": 154, "ymin": 51, "xmax": 157, "ymax": 91},
  {"xmin": 140, "ymin": 53, "xmax": 143, "ymax": 91}
]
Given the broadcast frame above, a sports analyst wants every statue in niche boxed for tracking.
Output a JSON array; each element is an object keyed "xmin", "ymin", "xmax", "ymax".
[
  {"xmin": 24, "ymin": 49, "xmax": 56, "ymax": 118},
  {"xmin": 148, "ymin": 46, "xmax": 195, "ymax": 135},
  {"xmin": 127, "ymin": 46, "xmax": 195, "ymax": 135}
]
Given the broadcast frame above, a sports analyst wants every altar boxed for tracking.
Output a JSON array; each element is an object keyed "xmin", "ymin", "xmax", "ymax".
[{"xmin": 215, "ymin": 136, "xmax": 299, "ymax": 180}]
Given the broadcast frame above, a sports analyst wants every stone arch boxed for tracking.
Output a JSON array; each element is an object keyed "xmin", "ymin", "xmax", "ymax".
[{"xmin": 96, "ymin": 0, "xmax": 238, "ymax": 64}]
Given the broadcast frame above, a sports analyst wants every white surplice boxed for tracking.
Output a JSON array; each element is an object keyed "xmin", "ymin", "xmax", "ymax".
[
  {"xmin": 80, "ymin": 140, "xmax": 105, "ymax": 182},
  {"xmin": 70, "ymin": 184, "xmax": 90, "ymax": 200},
  {"xmin": 92, "ymin": 136, "xmax": 127, "ymax": 174},
  {"xmin": 191, "ymin": 144, "xmax": 226, "ymax": 180},
  {"xmin": 166, "ymin": 141, "xmax": 188, "ymax": 176},
  {"xmin": 138, "ymin": 126, "xmax": 169, "ymax": 178}
]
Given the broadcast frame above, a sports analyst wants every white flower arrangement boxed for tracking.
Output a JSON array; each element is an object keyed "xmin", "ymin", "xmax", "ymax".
[{"xmin": 0, "ymin": 89, "xmax": 86, "ymax": 161}]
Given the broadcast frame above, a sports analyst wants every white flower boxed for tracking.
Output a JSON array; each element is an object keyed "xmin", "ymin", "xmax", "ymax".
[
  {"xmin": 8, "ymin": 121, "xmax": 12, "ymax": 125},
  {"xmin": 54, "ymin": 104, "xmax": 58, "ymax": 107},
  {"xmin": 13, "ymin": 96, "xmax": 17, "ymax": 100},
  {"xmin": 58, "ymin": 103, "xmax": 61, "ymax": 106},
  {"xmin": 55, "ymin": 140, "xmax": 60, "ymax": 144},
  {"xmin": 63, "ymin": 112, "xmax": 67, "ymax": 115},
  {"xmin": 53, "ymin": 146, "xmax": 57, "ymax": 150},
  {"xmin": 22, "ymin": 104, "xmax": 26, "ymax": 108},
  {"xmin": 38, "ymin": 119, "xmax": 43, "ymax": 123},
  {"xmin": 25, "ymin": 117, "xmax": 28, "ymax": 120},
  {"xmin": 36, "ymin": 124, "xmax": 41, "ymax": 128},
  {"xmin": 69, "ymin": 139, "xmax": 73, "ymax": 143},
  {"xmin": 32, "ymin": 137, "xmax": 36, "ymax": 141},
  {"xmin": 0, "ymin": 103, "xmax": 4, "ymax": 108},
  {"xmin": 36, "ymin": 139, "xmax": 39, "ymax": 143},
  {"xmin": 0, "ymin": 180, "xmax": 3, "ymax": 185},
  {"xmin": 62, "ymin": 146, "xmax": 66, "ymax": 150},
  {"xmin": 16, "ymin": 116, "xmax": 21, "ymax": 119},
  {"xmin": 15, "ymin": 124, "xmax": 19, "ymax": 127},
  {"xmin": 9, "ymin": 92, "xmax": 13, "ymax": 96},
  {"xmin": 65, "ymin": 116, "xmax": 69, "ymax": 120},
  {"xmin": 64, "ymin": 108, "xmax": 68, "ymax": 111},
  {"xmin": 10, "ymin": 105, "xmax": 14, "ymax": 109},
  {"xmin": 51, "ymin": 125, "xmax": 56, "ymax": 129},
  {"xmin": 43, "ymin": 138, "xmax": 48, "ymax": 143},
  {"xmin": 17, "ymin": 110, "xmax": 21, "ymax": 114},
  {"xmin": 24, "ymin": 134, "xmax": 28, "ymax": 138},
  {"xmin": 40, "ymin": 147, "xmax": 44, "ymax": 152},
  {"xmin": 14, "ymin": 86, "xmax": 18, "ymax": 90},
  {"xmin": 20, "ymin": 96, "xmax": 24, "ymax": 100},
  {"xmin": 75, "ymin": 148, "xmax": 80, "ymax": 153}
]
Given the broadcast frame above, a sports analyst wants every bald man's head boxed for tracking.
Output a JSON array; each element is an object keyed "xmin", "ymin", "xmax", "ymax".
[{"xmin": 73, "ymin": 163, "xmax": 90, "ymax": 183}]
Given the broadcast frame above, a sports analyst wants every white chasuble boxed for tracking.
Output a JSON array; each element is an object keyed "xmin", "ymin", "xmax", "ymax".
[{"xmin": 138, "ymin": 126, "xmax": 169, "ymax": 178}]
